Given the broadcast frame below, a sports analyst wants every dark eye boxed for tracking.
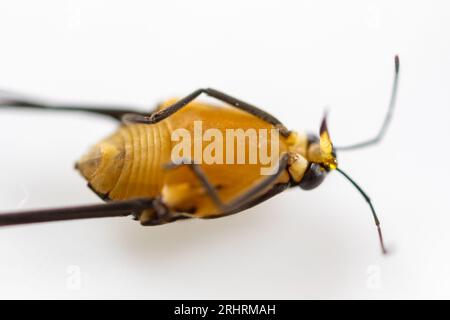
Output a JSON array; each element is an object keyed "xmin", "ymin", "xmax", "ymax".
[{"xmin": 299, "ymin": 163, "xmax": 327, "ymax": 190}]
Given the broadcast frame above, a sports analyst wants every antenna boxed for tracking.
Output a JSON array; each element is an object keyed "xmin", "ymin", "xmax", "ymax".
[
  {"xmin": 335, "ymin": 167, "xmax": 387, "ymax": 254},
  {"xmin": 336, "ymin": 55, "xmax": 400, "ymax": 151}
]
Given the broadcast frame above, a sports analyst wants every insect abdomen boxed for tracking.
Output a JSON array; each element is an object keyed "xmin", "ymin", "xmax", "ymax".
[{"xmin": 77, "ymin": 122, "xmax": 172, "ymax": 200}]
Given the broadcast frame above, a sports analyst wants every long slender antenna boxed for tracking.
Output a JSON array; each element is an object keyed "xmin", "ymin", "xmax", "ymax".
[
  {"xmin": 335, "ymin": 167, "xmax": 387, "ymax": 254},
  {"xmin": 336, "ymin": 55, "xmax": 400, "ymax": 151}
]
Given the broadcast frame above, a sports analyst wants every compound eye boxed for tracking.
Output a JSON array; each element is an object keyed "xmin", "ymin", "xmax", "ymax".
[{"xmin": 299, "ymin": 163, "xmax": 327, "ymax": 190}]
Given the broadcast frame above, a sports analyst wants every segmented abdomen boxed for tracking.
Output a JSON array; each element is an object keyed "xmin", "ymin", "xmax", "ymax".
[
  {"xmin": 77, "ymin": 121, "xmax": 173, "ymax": 201},
  {"xmin": 108, "ymin": 122, "xmax": 172, "ymax": 200}
]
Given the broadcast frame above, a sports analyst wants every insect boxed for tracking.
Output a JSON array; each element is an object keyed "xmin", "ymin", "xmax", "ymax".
[{"xmin": 0, "ymin": 56, "xmax": 399, "ymax": 254}]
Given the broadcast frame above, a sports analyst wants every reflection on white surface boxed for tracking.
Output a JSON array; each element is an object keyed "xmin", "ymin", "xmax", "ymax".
[{"xmin": 0, "ymin": 0, "xmax": 449, "ymax": 299}]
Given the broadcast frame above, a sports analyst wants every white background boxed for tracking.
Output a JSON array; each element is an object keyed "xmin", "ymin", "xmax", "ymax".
[{"xmin": 0, "ymin": 0, "xmax": 449, "ymax": 299}]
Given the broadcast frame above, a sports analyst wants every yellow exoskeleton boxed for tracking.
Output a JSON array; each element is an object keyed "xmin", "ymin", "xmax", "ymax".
[{"xmin": 0, "ymin": 56, "xmax": 400, "ymax": 254}]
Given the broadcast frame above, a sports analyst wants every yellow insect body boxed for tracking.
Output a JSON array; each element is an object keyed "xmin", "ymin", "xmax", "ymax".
[
  {"xmin": 77, "ymin": 100, "xmax": 308, "ymax": 219},
  {"xmin": 0, "ymin": 56, "xmax": 398, "ymax": 253}
]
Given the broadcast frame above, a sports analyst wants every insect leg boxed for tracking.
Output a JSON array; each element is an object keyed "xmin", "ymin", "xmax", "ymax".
[
  {"xmin": 220, "ymin": 153, "xmax": 290, "ymax": 213},
  {"xmin": 138, "ymin": 197, "xmax": 191, "ymax": 226},
  {"xmin": 164, "ymin": 160, "xmax": 225, "ymax": 210},
  {"xmin": 204, "ymin": 183, "xmax": 290, "ymax": 219},
  {"xmin": 0, "ymin": 198, "xmax": 156, "ymax": 227},
  {"xmin": 164, "ymin": 155, "xmax": 289, "ymax": 219},
  {"xmin": 0, "ymin": 88, "xmax": 148, "ymax": 121},
  {"xmin": 122, "ymin": 88, "xmax": 291, "ymax": 136}
]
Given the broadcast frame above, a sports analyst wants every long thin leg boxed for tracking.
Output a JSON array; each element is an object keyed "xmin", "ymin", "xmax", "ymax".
[
  {"xmin": 0, "ymin": 155, "xmax": 290, "ymax": 227},
  {"xmin": 122, "ymin": 88, "xmax": 291, "ymax": 136},
  {"xmin": 207, "ymin": 182, "xmax": 290, "ymax": 218},
  {"xmin": 165, "ymin": 154, "xmax": 290, "ymax": 218},
  {"xmin": 164, "ymin": 160, "xmax": 225, "ymax": 210},
  {"xmin": 0, "ymin": 89, "xmax": 147, "ymax": 121},
  {"xmin": 0, "ymin": 198, "xmax": 155, "ymax": 227},
  {"xmin": 221, "ymin": 153, "xmax": 290, "ymax": 212},
  {"xmin": 335, "ymin": 55, "xmax": 400, "ymax": 151}
]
